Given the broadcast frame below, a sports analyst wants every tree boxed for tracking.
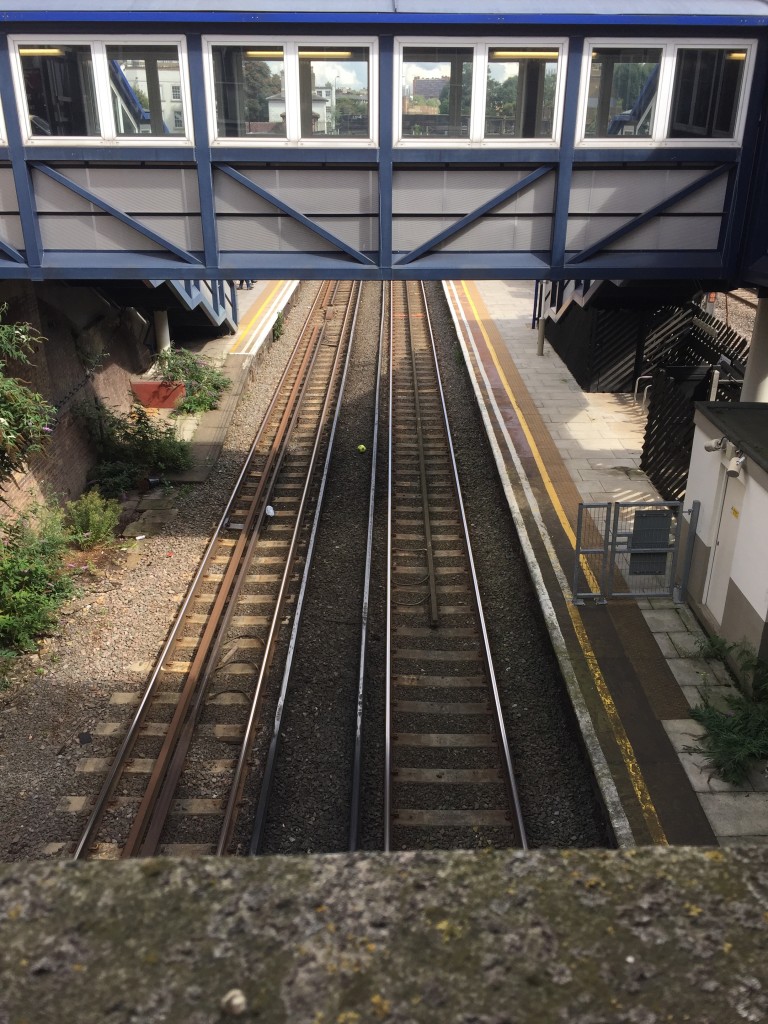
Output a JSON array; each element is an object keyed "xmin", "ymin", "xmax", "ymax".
[
  {"xmin": 0, "ymin": 307, "xmax": 54, "ymax": 487},
  {"xmin": 243, "ymin": 60, "xmax": 283, "ymax": 121}
]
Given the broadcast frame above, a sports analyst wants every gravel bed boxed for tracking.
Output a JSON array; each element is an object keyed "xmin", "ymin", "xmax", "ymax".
[
  {"xmin": 0, "ymin": 281, "xmax": 321, "ymax": 862},
  {"xmin": 1, "ymin": 277, "xmax": 608, "ymax": 861}
]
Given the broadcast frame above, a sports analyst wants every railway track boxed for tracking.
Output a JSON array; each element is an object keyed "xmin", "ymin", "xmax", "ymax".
[
  {"xmin": 385, "ymin": 281, "xmax": 526, "ymax": 851},
  {"xmin": 73, "ymin": 280, "xmax": 360, "ymax": 859},
  {"xmin": 70, "ymin": 279, "xmax": 528, "ymax": 858}
]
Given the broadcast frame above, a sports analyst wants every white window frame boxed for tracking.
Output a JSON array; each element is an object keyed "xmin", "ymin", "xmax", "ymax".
[
  {"xmin": 575, "ymin": 38, "xmax": 756, "ymax": 148},
  {"xmin": 203, "ymin": 36, "xmax": 378, "ymax": 148},
  {"xmin": 9, "ymin": 34, "xmax": 192, "ymax": 145},
  {"xmin": 395, "ymin": 37, "xmax": 567, "ymax": 148}
]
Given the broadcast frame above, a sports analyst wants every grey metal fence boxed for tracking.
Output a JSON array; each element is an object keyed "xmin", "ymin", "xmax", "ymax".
[{"xmin": 573, "ymin": 500, "xmax": 700, "ymax": 603}]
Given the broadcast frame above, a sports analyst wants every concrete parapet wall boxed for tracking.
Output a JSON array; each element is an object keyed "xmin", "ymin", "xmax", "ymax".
[{"xmin": 1, "ymin": 849, "xmax": 766, "ymax": 1023}]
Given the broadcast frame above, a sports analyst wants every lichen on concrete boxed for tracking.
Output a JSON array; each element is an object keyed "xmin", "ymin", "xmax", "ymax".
[{"xmin": 1, "ymin": 848, "xmax": 767, "ymax": 1023}]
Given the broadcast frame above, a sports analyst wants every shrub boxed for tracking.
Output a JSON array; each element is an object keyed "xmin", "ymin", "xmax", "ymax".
[
  {"xmin": 65, "ymin": 489, "xmax": 122, "ymax": 549},
  {"xmin": 688, "ymin": 693, "xmax": 768, "ymax": 786},
  {"xmin": 76, "ymin": 401, "xmax": 191, "ymax": 496},
  {"xmin": 0, "ymin": 504, "xmax": 75, "ymax": 654},
  {"xmin": 0, "ymin": 306, "xmax": 55, "ymax": 487},
  {"xmin": 155, "ymin": 348, "xmax": 231, "ymax": 415}
]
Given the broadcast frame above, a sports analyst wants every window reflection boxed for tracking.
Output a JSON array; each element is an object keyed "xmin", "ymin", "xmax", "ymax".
[
  {"xmin": 20, "ymin": 44, "xmax": 100, "ymax": 136},
  {"xmin": 485, "ymin": 48, "xmax": 559, "ymax": 139},
  {"xmin": 106, "ymin": 44, "xmax": 184, "ymax": 136},
  {"xmin": 585, "ymin": 48, "xmax": 661, "ymax": 138},
  {"xmin": 402, "ymin": 47, "xmax": 473, "ymax": 139},
  {"xmin": 298, "ymin": 46, "xmax": 369, "ymax": 138},
  {"xmin": 670, "ymin": 49, "xmax": 746, "ymax": 139},
  {"xmin": 212, "ymin": 46, "xmax": 286, "ymax": 138}
]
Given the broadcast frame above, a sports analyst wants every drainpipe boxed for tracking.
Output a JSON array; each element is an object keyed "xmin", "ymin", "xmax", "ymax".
[
  {"xmin": 741, "ymin": 294, "xmax": 768, "ymax": 402},
  {"xmin": 153, "ymin": 309, "xmax": 171, "ymax": 353}
]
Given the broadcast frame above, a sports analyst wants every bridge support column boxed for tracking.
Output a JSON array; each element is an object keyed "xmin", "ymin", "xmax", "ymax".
[
  {"xmin": 741, "ymin": 296, "xmax": 768, "ymax": 402},
  {"xmin": 153, "ymin": 310, "xmax": 171, "ymax": 353}
]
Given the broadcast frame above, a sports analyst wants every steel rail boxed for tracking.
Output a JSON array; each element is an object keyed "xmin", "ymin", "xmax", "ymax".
[
  {"xmin": 417, "ymin": 281, "xmax": 528, "ymax": 849},
  {"xmin": 348, "ymin": 281, "xmax": 385, "ymax": 852},
  {"xmin": 122, "ymin": 314, "xmax": 327, "ymax": 857},
  {"xmin": 219, "ymin": 281, "xmax": 360, "ymax": 855},
  {"xmin": 384, "ymin": 280, "xmax": 394, "ymax": 853},
  {"xmin": 72, "ymin": 281, "xmax": 331, "ymax": 861},
  {"xmin": 248, "ymin": 281, "xmax": 363, "ymax": 855},
  {"xmin": 404, "ymin": 282, "xmax": 440, "ymax": 627}
]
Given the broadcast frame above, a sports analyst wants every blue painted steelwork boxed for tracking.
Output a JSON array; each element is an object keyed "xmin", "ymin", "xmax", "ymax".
[
  {"xmin": 30, "ymin": 163, "xmax": 202, "ymax": 265},
  {"xmin": 0, "ymin": 36, "xmax": 40, "ymax": 274},
  {"xmin": 550, "ymin": 35, "xmax": 584, "ymax": 273},
  {"xmin": 187, "ymin": 34, "xmax": 220, "ymax": 270},
  {"xmin": 216, "ymin": 164, "xmax": 376, "ymax": 265},
  {"xmin": 567, "ymin": 165, "xmax": 731, "ymax": 265},
  {"xmin": 396, "ymin": 165, "xmax": 554, "ymax": 266},
  {"xmin": 378, "ymin": 34, "xmax": 394, "ymax": 274}
]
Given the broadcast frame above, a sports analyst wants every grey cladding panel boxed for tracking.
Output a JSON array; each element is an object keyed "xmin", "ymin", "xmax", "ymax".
[
  {"xmin": 566, "ymin": 215, "xmax": 722, "ymax": 251},
  {"xmin": 569, "ymin": 169, "xmax": 724, "ymax": 215},
  {"xmin": 0, "ymin": 215, "xmax": 23, "ymax": 250},
  {"xmin": 244, "ymin": 169, "xmax": 378, "ymax": 215},
  {"xmin": 393, "ymin": 169, "xmax": 538, "ymax": 215},
  {"xmin": 441, "ymin": 216, "xmax": 551, "ymax": 252},
  {"xmin": 133, "ymin": 216, "xmax": 203, "ymax": 251},
  {"xmin": 39, "ymin": 214, "xmax": 167, "ymax": 252},
  {"xmin": 64, "ymin": 167, "xmax": 200, "ymax": 213},
  {"xmin": 34, "ymin": 168, "xmax": 200, "ymax": 215},
  {"xmin": 214, "ymin": 173, "xmax": 283, "ymax": 215},
  {"xmin": 218, "ymin": 215, "xmax": 337, "ymax": 252},
  {"xmin": 311, "ymin": 217, "xmax": 377, "ymax": 251},
  {"xmin": 0, "ymin": 170, "xmax": 19, "ymax": 212},
  {"xmin": 393, "ymin": 216, "xmax": 550, "ymax": 252}
]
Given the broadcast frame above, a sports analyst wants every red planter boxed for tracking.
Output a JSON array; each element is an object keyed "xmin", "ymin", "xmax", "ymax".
[{"xmin": 130, "ymin": 380, "xmax": 186, "ymax": 409}]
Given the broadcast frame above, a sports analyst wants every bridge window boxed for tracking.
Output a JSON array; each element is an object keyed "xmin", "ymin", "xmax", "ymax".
[
  {"xmin": 298, "ymin": 46, "xmax": 370, "ymax": 138},
  {"xmin": 669, "ymin": 48, "xmax": 747, "ymax": 139},
  {"xmin": 18, "ymin": 44, "xmax": 101, "ymax": 137},
  {"xmin": 205, "ymin": 39, "xmax": 375, "ymax": 145},
  {"xmin": 584, "ymin": 47, "xmax": 661, "ymax": 139},
  {"xmin": 579, "ymin": 39, "xmax": 754, "ymax": 146},
  {"xmin": 485, "ymin": 48, "xmax": 560, "ymax": 139},
  {"xmin": 106, "ymin": 45, "xmax": 185, "ymax": 136},
  {"xmin": 401, "ymin": 46, "xmax": 474, "ymax": 140},
  {"xmin": 211, "ymin": 45, "xmax": 287, "ymax": 138},
  {"xmin": 11, "ymin": 37, "xmax": 190, "ymax": 143}
]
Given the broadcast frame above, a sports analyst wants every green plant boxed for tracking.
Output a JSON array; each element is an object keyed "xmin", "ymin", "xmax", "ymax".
[
  {"xmin": 0, "ymin": 305, "xmax": 56, "ymax": 487},
  {"xmin": 64, "ymin": 489, "xmax": 122, "ymax": 550},
  {"xmin": 0, "ymin": 503, "xmax": 75, "ymax": 654},
  {"xmin": 76, "ymin": 401, "xmax": 191, "ymax": 497},
  {"xmin": 155, "ymin": 348, "xmax": 231, "ymax": 415},
  {"xmin": 687, "ymin": 692, "xmax": 768, "ymax": 786},
  {"xmin": 272, "ymin": 311, "xmax": 285, "ymax": 342},
  {"xmin": 695, "ymin": 633, "xmax": 732, "ymax": 663}
]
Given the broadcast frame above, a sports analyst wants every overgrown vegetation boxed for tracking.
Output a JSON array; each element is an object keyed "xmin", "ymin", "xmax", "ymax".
[
  {"xmin": 687, "ymin": 636, "xmax": 768, "ymax": 785},
  {"xmin": 64, "ymin": 490, "xmax": 122, "ymax": 550},
  {"xmin": 0, "ymin": 504, "xmax": 75, "ymax": 656},
  {"xmin": 272, "ymin": 311, "xmax": 284, "ymax": 341},
  {"xmin": 0, "ymin": 305, "xmax": 55, "ymax": 487},
  {"xmin": 76, "ymin": 400, "xmax": 191, "ymax": 497},
  {"xmin": 156, "ymin": 347, "xmax": 231, "ymax": 415}
]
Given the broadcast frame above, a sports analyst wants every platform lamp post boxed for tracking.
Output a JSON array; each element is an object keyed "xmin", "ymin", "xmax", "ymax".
[{"xmin": 741, "ymin": 291, "xmax": 768, "ymax": 402}]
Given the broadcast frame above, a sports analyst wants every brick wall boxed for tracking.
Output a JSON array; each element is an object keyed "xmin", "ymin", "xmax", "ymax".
[{"xmin": 0, "ymin": 282, "xmax": 153, "ymax": 517}]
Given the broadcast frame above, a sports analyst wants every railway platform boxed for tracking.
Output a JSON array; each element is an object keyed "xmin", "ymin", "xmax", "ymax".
[{"xmin": 445, "ymin": 280, "xmax": 768, "ymax": 848}]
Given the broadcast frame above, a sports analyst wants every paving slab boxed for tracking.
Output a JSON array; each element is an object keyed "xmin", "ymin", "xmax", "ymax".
[{"xmin": 698, "ymin": 793, "xmax": 768, "ymax": 837}]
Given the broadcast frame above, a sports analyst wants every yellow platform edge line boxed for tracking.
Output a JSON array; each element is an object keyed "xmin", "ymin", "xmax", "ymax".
[
  {"xmin": 230, "ymin": 279, "xmax": 286, "ymax": 354},
  {"xmin": 457, "ymin": 280, "xmax": 667, "ymax": 847}
]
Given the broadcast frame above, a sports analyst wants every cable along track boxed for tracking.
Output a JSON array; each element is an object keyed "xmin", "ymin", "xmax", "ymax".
[
  {"xmin": 386, "ymin": 280, "xmax": 526, "ymax": 852},
  {"xmin": 73, "ymin": 280, "xmax": 360, "ymax": 859}
]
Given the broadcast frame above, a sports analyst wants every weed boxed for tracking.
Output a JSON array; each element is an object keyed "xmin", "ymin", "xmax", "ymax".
[
  {"xmin": 272, "ymin": 311, "xmax": 285, "ymax": 341},
  {"xmin": 0, "ymin": 503, "xmax": 75, "ymax": 655},
  {"xmin": 64, "ymin": 490, "xmax": 122, "ymax": 550},
  {"xmin": 76, "ymin": 401, "xmax": 191, "ymax": 497},
  {"xmin": 695, "ymin": 633, "xmax": 732, "ymax": 662},
  {"xmin": 687, "ymin": 692, "xmax": 768, "ymax": 786},
  {"xmin": 155, "ymin": 348, "xmax": 231, "ymax": 415}
]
